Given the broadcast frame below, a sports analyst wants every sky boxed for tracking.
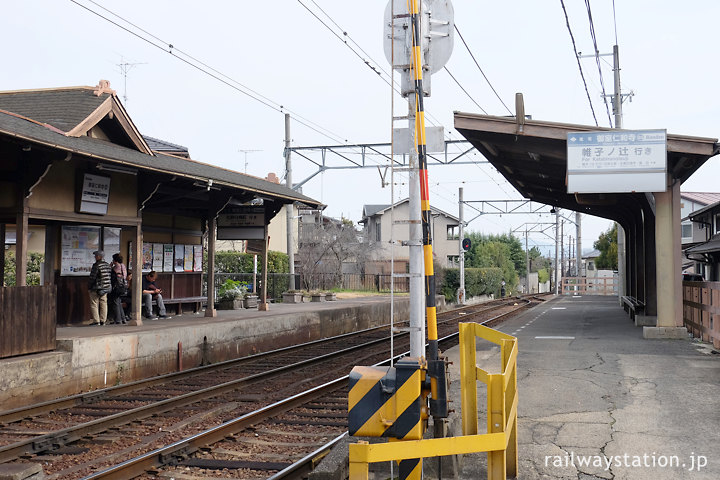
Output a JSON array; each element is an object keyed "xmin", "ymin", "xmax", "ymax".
[{"xmin": 3, "ymin": 1, "xmax": 719, "ymax": 258}]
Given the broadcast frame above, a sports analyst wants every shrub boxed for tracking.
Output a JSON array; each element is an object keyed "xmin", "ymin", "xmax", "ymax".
[
  {"xmin": 440, "ymin": 267, "xmax": 504, "ymax": 300},
  {"xmin": 3, "ymin": 251, "xmax": 44, "ymax": 286},
  {"xmin": 213, "ymin": 250, "xmax": 289, "ymax": 274}
]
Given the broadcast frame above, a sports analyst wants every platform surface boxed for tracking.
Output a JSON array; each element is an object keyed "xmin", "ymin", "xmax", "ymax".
[{"xmin": 445, "ymin": 295, "xmax": 720, "ymax": 480}]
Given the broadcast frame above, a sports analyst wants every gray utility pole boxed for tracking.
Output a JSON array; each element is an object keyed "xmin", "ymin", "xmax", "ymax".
[
  {"xmin": 576, "ymin": 212, "xmax": 582, "ymax": 277},
  {"xmin": 613, "ymin": 44, "xmax": 626, "ymax": 299},
  {"xmin": 458, "ymin": 187, "xmax": 465, "ymax": 304},
  {"xmin": 284, "ymin": 114, "xmax": 295, "ymax": 291},
  {"xmin": 408, "ymin": 96, "xmax": 425, "ymax": 357},
  {"xmin": 560, "ymin": 221, "xmax": 565, "ymax": 280},
  {"xmin": 555, "ymin": 210, "xmax": 560, "ymax": 294}
]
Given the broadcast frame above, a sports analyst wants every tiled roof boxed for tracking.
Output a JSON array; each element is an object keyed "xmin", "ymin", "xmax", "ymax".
[
  {"xmin": 363, "ymin": 204, "xmax": 391, "ymax": 217},
  {"xmin": 0, "ymin": 110, "xmax": 320, "ymax": 207},
  {"xmin": 680, "ymin": 191, "xmax": 720, "ymax": 206},
  {"xmin": 143, "ymin": 135, "xmax": 189, "ymax": 154},
  {"xmin": 0, "ymin": 87, "xmax": 108, "ymax": 132}
]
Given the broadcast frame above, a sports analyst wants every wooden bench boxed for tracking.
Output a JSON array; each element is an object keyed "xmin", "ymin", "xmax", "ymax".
[
  {"xmin": 621, "ymin": 296, "xmax": 645, "ymax": 321},
  {"xmin": 157, "ymin": 296, "xmax": 207, "ymax": 315}
]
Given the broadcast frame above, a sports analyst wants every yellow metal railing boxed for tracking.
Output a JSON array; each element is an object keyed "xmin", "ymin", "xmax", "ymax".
[{"xmin": 349, "ymin": 323, "xmax": 518, "ymax": 480}]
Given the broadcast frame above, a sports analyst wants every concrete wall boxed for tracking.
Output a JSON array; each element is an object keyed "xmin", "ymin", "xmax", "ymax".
[{"xmin": 0, "ymin": 297, "xmax": 447, "ymax": 409}]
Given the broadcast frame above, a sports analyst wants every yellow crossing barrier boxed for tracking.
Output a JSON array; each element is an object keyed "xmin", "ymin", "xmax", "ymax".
[{"xmin": 349, "ymin": 323, "xmax": 519, "ymax": 480}]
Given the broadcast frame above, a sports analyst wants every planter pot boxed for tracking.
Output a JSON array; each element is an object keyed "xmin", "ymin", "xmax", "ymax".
[
  {"xmin": 311, "ymin": 294, "xmax": 326, "ymax": 302},
  {"xmin": 283, "ymin": 292, "xmax": 302, "ymax": 303},
  {"xmin": 325, "ymin": 293, "xmax": 337, "ymax": 301},
  {"xmin": 243, "ymin": 295, "xmax": 258, "ymax": 309},
  {"xmin": 218, "ymin": 299, "xmax": 243, "ymax": 310}
]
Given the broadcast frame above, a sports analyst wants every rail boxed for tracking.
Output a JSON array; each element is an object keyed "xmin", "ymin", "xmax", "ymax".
[
  {"xmin": 349, "ymin": 322, "xmax": 519, "ymax": 480},
  {"xmin": 682, "ymin": 280, "xmax": 720, "ymax": 349}
]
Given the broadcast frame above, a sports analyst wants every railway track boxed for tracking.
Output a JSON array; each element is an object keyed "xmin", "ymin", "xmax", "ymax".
[{"xmin": 0, "ymin": 295, "xmax": 547, "ymax": 479}]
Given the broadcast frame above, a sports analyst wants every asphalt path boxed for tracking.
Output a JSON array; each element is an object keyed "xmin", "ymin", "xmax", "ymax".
[{"xmin": 443, "ymin": 295, "xmax": 720, "ymax": 480}]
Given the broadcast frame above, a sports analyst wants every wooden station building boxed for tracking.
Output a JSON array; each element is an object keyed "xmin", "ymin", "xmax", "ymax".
[{"xmin": 0, "ymin": 80, "xmax": 319, "ymax": 358}]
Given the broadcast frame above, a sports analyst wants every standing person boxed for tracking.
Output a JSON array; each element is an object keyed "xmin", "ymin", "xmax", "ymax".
[
  {"xmin": 88, "ymin": 250, "xmax": 112, "ymax": 325},
  {"xmin": 121, "ymin": 272, "xmax": 133, "ymax": 321},
  {"xmin": 142, "ymin": 271, "xmax": 169, "ymax": 319},
  {"xmin": 108, "ymin": 253, "xmax": 128, "ymax": 325}
]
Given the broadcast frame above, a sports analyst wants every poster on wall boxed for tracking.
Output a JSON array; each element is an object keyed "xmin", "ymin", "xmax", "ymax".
[
  {"xmin": 163, "ymin": 245, "xmax": 174, "ymax": 272},
  {"xmin": 193, "ymin": 245, "xmax": 203, "ymax": 272},
  {"xmin": 103, "ymin": 228, "xmax": 121, "ymax": 257},
  {"xmin": 61, "ymin": 225, "xmax": 101, "ymax": 275},
  {"xmin": 142, "ymin": 243, "xmax": 153, "ymax": 272},
  {"xmin": 184, "ymin": 245, "xmax": 194, "ymax": 271},
  {"xmin": 174, "ymin": 245, "xmax": 185, "ymax": 272},
  {"xmin": 152, "ymin": 243, "xmax": 164, "ymax": 271}
]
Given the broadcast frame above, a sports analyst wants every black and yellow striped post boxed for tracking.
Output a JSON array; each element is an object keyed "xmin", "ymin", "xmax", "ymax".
[
  {"xmin": 408, "ymin": 0, "xmax": 448, "ymax": 422},
  {"xmin": 348, "ymin": 358, "xmax": 427, "ymax": 440}
]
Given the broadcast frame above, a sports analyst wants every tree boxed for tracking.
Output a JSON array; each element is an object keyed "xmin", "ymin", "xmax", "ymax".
[
  {"xmin": 594, "ymin": 224, "xmax": 618, "ymax": 270},
  {"xmin": 297, "ymin": 220, "xmax": 374, "ymax": 289}
]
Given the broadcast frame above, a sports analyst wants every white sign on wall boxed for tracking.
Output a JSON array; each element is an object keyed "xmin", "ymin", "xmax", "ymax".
[
  {"xmin": 567, "ymin": 129, "xmax": 667, "ymax": 193},
  {"xmin": 79, "ymin": 173, "xmax": 111, "ymax": 215}
]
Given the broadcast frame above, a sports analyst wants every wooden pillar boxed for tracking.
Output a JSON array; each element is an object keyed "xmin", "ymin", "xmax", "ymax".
[
  {"xmin": 644, "ymin": 208, "xmax": 657, "ymax": 316},
  {"xmin": 43, "ymin": 224, "xmax": 58, "ymax": 286},
  {"xmin": 15, "ymin": 196, "xmax": 28, "ymax": 287},
  {"xmin": 205, "ymin": 216, "xmax": 217, "ymax": 317},
  {"xmin": 0, "ymin": 224, "xmax": 5, "ymax": 287},
  {"xmin": 128, "ymin": 225, "xmax": 143, "ymax": 326},
  {"xmin": 258, "ymin": 225, "xmax": 270, "ymax": 311}
]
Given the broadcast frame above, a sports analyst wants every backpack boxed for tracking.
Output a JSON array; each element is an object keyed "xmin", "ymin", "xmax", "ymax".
[{"xmin": 111, "ymin": 268, "xmax": 128, "ymax": 296}]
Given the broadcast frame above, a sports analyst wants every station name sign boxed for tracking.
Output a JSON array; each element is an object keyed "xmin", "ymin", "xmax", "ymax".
[
  {"xmin": 566, "ymin": 129, "xmax": 667, "ymax": 194},
  {"xmin": 217, "ymin": 206, "xmax": 265, "ymax": 240},
  {"xmin": 78, "ymin": 173, "xmax": 111, "ymax": 215}
]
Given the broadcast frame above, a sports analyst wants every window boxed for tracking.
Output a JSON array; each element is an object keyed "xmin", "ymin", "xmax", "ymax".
[
  {"xmin": 716, "ymin": 214, "xmax": 720, "ymax": 234},
  {"xmin": 681, "ymin": 222, "xmax": 693, "ymax": 239},
  {"xmin": 587, "ymin": 261, "xmax": 595, "ymax": 271},
  {"xmin": 447, "ymin": 225, "xmax": 459, "ymax": 240},
  {"xmin": 375, "ymin": 220, "xmax": 382, "ymax": 242},
  {"xmin": 447, "ymin": 255, "xmax": 460, "ymax": 267}
]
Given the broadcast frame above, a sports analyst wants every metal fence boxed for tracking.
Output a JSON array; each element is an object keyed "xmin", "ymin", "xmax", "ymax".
[
  {"xmin": 300, "ymin": 273, "xmax": 408, "ymax": 293},
  {"xmin": 205, "ymin": 273, "xmax": 299, "ymax": 301},
  {"xmin": 205, "ymin": 272, "xmax": 408, "ymax": 299}
]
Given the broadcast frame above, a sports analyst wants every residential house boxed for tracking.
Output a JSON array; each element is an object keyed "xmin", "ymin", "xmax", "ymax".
[
  {"xmin": 685, "ymin": 199, "xmax": 720, "ymax": 281},
  {"xmin": 359, "ymin": 199, "xmax": 460, "ymax": 272}
]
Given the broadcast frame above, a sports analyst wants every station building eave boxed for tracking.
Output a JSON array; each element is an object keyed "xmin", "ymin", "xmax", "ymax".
[{"xmin": 454, "ymin": 112, "xmax": 720, "ymax": 226}]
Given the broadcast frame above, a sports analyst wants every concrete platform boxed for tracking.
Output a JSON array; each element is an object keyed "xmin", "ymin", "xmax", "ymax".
[
  {"xmin": 1, "ymin": 295, "xmax": 445, "ymax": 410},
  {"xmin": 442, "ymin": 295, "xmax": 720, "ymax": 480}
]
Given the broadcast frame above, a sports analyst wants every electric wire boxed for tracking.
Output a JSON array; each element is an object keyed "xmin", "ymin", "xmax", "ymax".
[
  {"xmin": 443, "ymin": 67, "xmax": 488, "ymax": 114},
  {"xmin": 559, "ymin": 0, "xmax": 599, "ymax": 126},
  {"xmin": 453, "ymin": 25, "xmax": 513, "ymax": 116},
  {"xmin": 72, "ymin": 0, "xmax": 355, "ymax": 146},
  {"xmin": 584, "ymin": 0, "xmax": 614, "ymax": 127}
]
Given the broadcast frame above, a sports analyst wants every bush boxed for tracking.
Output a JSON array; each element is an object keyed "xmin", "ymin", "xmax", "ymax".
[
  {"xmin": 213, "ymin": 250, "xmax": 289, "ymax": 274},
  {"xmin": 3, "ymin": 251, "xmax": 44, "ymax": 286},
  {"xmin": 440, "ymin": 267, "xmax": 504, "ymax": 300},
  {"xmin": 218, "ymin": 278, "xmax": 246, "ymax": 300}
]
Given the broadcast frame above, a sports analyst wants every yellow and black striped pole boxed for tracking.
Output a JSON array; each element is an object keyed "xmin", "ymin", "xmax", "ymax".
[{"xmin": 409, "ymin": 0, "xmax": 445, "ymax": 415}]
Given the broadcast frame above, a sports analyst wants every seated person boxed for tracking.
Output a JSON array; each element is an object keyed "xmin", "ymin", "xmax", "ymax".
[{"xmin": 142, "ymin": 271, "xmax": 170, "ymax": 319}]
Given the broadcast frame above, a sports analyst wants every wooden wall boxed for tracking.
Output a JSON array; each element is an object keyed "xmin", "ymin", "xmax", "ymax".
[
  {"xmin": 55, "ymin": 272, "xmax": 202, "ymax": 325},
  {"xmin": 0, "ymin": 285, "xmax": 56, "ymax": 358}
]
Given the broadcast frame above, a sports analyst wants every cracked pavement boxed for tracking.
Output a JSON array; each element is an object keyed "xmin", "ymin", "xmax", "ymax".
[{"xmin": 442, "ymin": 295, "xmax": 720, "ymax": 480}]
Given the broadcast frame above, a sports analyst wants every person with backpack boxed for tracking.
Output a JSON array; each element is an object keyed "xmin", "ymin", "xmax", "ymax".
[
  {"xmin": 88, "ymin": 250, "xmax": 112, "ymax": 325},
  {"xmin": 108, "ymin": 253, "xmax": 129, "ymax": 325}
]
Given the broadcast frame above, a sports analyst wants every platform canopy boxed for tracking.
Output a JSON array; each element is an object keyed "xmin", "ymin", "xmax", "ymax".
[{"xmin": 454, "ymin": 112, "xmax": 719, "ymax": 225}]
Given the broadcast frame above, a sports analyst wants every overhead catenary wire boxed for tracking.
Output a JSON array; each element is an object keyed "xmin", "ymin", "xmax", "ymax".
[
  {"xmin": 71, "ymin": 0, "xmax": 356, "ymax": 146},
  {"xmin": 443, "ymin": 67, "xmax": 488, "ymax": 114},
  {"xmin": 453, "ymin": 25, "xmax": 513, "ymax": 116},
  {"xmin": 559, "ymin": 0, "xmax": 599, "ymax": 127}
]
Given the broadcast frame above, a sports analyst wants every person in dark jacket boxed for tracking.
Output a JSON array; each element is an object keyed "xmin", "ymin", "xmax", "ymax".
[
  {"xmin": 88, "ymin": 250, "xmax": 112, "ymax": 325},
  {"xmin": 108, "ymin": 253, "xmax": 128, "ymax": 325}
]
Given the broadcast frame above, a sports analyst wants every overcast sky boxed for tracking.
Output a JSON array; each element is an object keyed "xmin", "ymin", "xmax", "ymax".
[{"xmin": 3, "ymin": 1, "xmax": 719, "ymax": 257}]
